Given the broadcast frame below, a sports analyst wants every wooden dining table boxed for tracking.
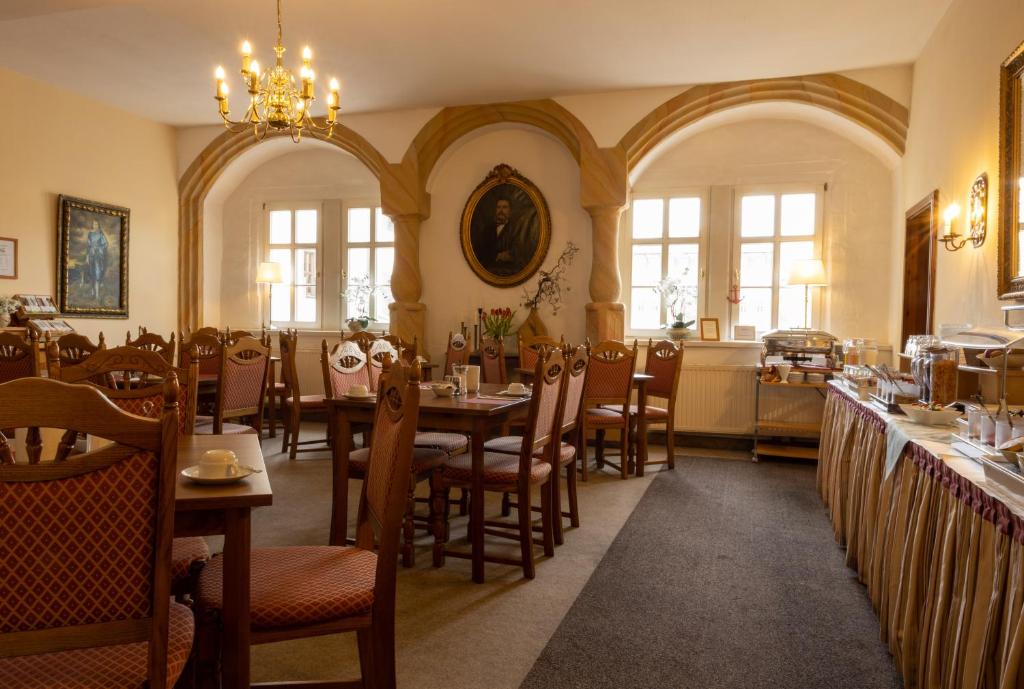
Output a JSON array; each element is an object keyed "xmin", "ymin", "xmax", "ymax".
[
  {"xmin": 175, "ymin": 433, "xmax": 272, "ymax": 689},
  {"xmin": 327, "ymin": 383, "xmax": 531, "ymax": 583}
]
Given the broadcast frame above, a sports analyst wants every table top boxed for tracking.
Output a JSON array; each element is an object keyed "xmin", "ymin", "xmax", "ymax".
[
  {"xmin": 327, "ymin": 382, "xmax": 530, "ymax": 417},
  {"xmin": 176, "ymin": 434, "xmax": 273, "ymax": 511}
]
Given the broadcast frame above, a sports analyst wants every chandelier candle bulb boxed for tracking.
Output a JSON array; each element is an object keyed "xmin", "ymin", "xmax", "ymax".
[{"xmin": 241, "ymin": 40, "xmax": 251, "ymax": 72}]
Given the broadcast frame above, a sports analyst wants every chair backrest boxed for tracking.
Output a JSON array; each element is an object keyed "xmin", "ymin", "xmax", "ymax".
[
  {"xmin": 0, "ymin": 331, "xmax": 39, "ymax": 383},
  {"xmin": 126, "ymin": 329, "xmax": 176, "ymax": 365},
  {"xmin": 518, "ymin": 334, "xmax": 562, "ymax": 374},
  {"xmin": 479, "ymin": 336, "xmax": 507, "ymax": 385},
  {"xmin": 443, "ymin": 331, "xmax": 469, "ymax": 377},
  {"xmin": 214, "ymin": 336, "xmax": 270, "ymax": 433},
  {"xmin": 178, "ymin": 332, "xmax": 222, "ymax": 376},
  {"xmin": 367, "ymin": 338, "xmax": 400, "ymax": 391},
  {"xmin": 559, "ymin": 344, "xmax": 590, "ymax": 433},
  {"xmin": 583, "ymin": 339, "xmax": 638, "ymax": 405},
  {"xmin": 192, "ymin": 326, "xmax": 220, "ymax": 338},
  {"xmin": 278, "ymin": 329, "xmax": 302, "ymax": 399},
  {"xmin": 321, "ymin": 339, "xmax": 370, "ymax": 398},
  {"xmin": 0, "ymin": 376, "xmax": 179, "ymax": 688},
  {"xmin": 60, "ymin": 346, "xmax": 199, "ymax": 435},
  {"xmin": 45, "ymin": 332, "xmax": 105, "ymax": 378},
  {"xmin": 221, "ymin": 328, "xmax": 256, "ymax": 346},
  {"xmin": 514, "ymin": 348, "xmax": 567, "ymax": 469},
  {"xmin": 353, "ymin": 358, "xmax": 421, "ymax": 610},
  {"xmin": 382, "ymin": 334, "xmax": 418, "ymax": 365},
  {"xmin": 644, "ymin": 339, "xmax": 684, "ymax": 403},
  {"xmin": 345, "ymin": 331, "xmax": 377, "ymax": 352}
]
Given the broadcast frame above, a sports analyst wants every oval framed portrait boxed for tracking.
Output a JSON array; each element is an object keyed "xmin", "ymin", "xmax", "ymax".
[{"xmin": 460, "ymin": 163, "xmax": 551, "ymax": 287}]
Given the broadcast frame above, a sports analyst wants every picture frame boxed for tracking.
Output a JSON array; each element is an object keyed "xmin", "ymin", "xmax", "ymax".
[
  {"xmin": 460, "ymin": 163, "xmax": 551, "ymax": 287},
  {"xmin": 0, "ymin": 237, "xmax": 16, "ymax": 279},
  {"xmin": 57, "ymin": 195, "xmax": 129, "ymax": 318},
  {"xmin": 699, "ymin": 317, "xmax": 721, "ymax": 341}
]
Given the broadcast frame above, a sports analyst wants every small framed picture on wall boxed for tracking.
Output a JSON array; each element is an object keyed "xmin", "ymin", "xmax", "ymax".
[
  {"xmin": 0, "ymin": 237, "xmax": 16, "ymax": 279},
  {"xmin": 699, "ymin": 317, "xmax": 721, "ymax": 341}
]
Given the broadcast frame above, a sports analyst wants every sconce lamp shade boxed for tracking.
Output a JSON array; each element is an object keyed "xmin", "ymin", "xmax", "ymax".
[
  {"xmin": 256, "ymin": 261, "xmax": 284, "ymax": 284},
  {"xmin": 786, "ymin": 259, "xmax": 827, "ymax": 287}
]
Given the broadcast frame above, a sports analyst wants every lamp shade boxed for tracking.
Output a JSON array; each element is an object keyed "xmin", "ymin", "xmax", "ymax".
[
  {"xmin": 786, "ymin": 258, "xmax": 827, "ymax": 287},
  {"xmin": 256, "ymin": 261, "xmax": 284, "ymax": 284}
]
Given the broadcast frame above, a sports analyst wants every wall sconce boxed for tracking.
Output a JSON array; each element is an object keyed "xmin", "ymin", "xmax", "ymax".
[
  {"xmin": 939, "ymin": 203, "xmax": 965, "ymax": 252},
  {"xmin": 967, "ymin": 172, "xmax": 988, "ymax": 247}
]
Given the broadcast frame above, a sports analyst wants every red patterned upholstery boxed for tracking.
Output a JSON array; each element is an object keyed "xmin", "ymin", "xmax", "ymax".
[
  {"xmin": 584, "ymin": 354, "xmax": 633, "ymax": 400},
  {"xmin": 367, "ymin": 340, "xmax": 399, "ymax": 391},
  {"xmin": 601, "ymin": 404, "xmax": 670, "ymax": 421},
  {"xmin": 483, "ymin": 435, "xmax": 576, "ymax": 464},
  {"xmin": 220, "ymin": 355, "xmax": 267, "ymax": 414},
  {"xmin": 198, "ymin": 546, "xmax": 377, "ymax": 630},
  {"xmin": 585, "ymin": 407, "xmax": 627, "ymax": 426},
  {"xmin": 0, "ymin": 451, "xmax": 157, "ymax": 633},
  {"xmin": 413, "ymin": 431, "xmax": 468, "ymax": 455},
  {"xmin": 0, "ymin": 354, "xmax": 35, "ymax": 383},
  {"xmin": 479, "ymin": 338, "xmax": 505, "ymax": 385},
  {"xmin": 644, "ymin": 347, "xmax": 681, "ymax": 398},
  {"xmin": 286, "ymin": 394, "xmax": 326, "ymax": 408},
  {"xmin": 171, "ymin": 537, "xmax": 210, "ymax": 584},
  {"xmin": 442, "ymin": 451, "xmax": 552, "ymax": 485},
  {"xmin": 0, "ymin": 602, "xmax": 194, "ymax": 689},
  {"xmin": 531, "ymin": 373, "xmax": 562, "ymax": 444},
  {"xmin": 366, "ymin": 406, "xmax": 402, "ymax": 521},
  {"xmin": 348, "ymin": 446, "xmax": 445, "ymax": 474},
  {"xmin": 519, "ymin": 346, "xmax": 540, "ymax": 374},
  {"xmin": 109, "ymin": 390, "xmax": 190, "ymax": 436},
  {"xmin": 562, "ymin": 360, "xmax": 588, "ymax": 429}
]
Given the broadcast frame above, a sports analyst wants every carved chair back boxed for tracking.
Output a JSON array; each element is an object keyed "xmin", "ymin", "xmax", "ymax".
[
  {"xmin": 0, "ymin": 331, "xmax": 39, "ymax": 383},
  {"xmin": 583, "ymin": 339, "xmax": 638, "ymax": 407},
  {"xmin": 382, "ymin": 334, "xmax": 418, "ymax": 365},
  {"xmin": 366, "ymin": 338, "xmax": 400, "ymax": 391},
  {"xmin": 179, "ymin": 332, "xmax": 222, "ymax": 376},
  {"xmin": 126, "ymin": 329, "xmax": 176, "ymax": 365},
  {"xmin": 214, "ymin": 336, "xmax": 270, "ymax": 433},
  {"xmin": 644, "ymin": 339, "xmax": 684, "ymax": 404},
  {"xmin": 558, "ymin": 344, "xmax": 590, "ymax": 433},
  {"xmin": 345, "ymin": 331, "xmax": 377, "ymax": 352},
  {"xmin": 514, "ymin": 348, "xmax": 567, "ymax": 470},
  {"xmin": 321, "ymin": 339, "xmax": 370, "ymax": 398},
  {"xmin": 443, "ymin": 331, "xmax": 469, "ymax": 377},
  {"xmin": 45, "ymin": 332, "xmax": 105, "ymax": 379},
  {"xmin": 479, "ymin": 336, "xmax": 507, "ymax": 385},
  {"xmin": 518, "ymin": 334, "xmax": 562, "ymax": 374}
]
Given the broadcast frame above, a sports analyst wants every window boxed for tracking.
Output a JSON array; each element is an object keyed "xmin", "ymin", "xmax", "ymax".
[
  {"xmin": 344, "ymin": 206, "xmax": 394, "ymax": 324},
  {"xmin": 267, "ymin": 204, "xmax": 320, "ymax": 327},
  {"xmin": 735, "ymin": 188, "xmax": 822, "ymax": 332},
  {"xmin": 625, "ymin": 194, "xmax": 704, "ymax": 332}
]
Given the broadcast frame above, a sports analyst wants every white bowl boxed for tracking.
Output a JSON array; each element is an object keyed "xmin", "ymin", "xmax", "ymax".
[
  {"xmin": 430, "ymin": 384, "xmax": 454, "ymax": 398},
  {"xmin": 898, "ymin": 404, "xmax": 961, "ymax": 426},
  {"xmin": 978, "ymin": 353, "xmax": 1024, "ymax": 370}
]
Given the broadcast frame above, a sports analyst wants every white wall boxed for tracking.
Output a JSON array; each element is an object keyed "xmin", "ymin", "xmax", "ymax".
[
  {"xmin": 0, "ymin": 66, "xmax": 179, "ymax": 342},
  {"xmin": 635, "ymin": 117, "xmax": 896, "ymax": 344},
  {"xmin": 421, "ymin": 124, "xmax": 592, "ymax": 360}
]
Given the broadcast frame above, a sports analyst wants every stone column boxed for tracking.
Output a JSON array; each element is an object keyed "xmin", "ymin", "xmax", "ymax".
[
  {"xmin": 585, "ymin": 204, "xmax": 626, "ymax": 343},
  {"xmin": 387, "ymin": 213, "xmax": 427, "ymax": 350}
]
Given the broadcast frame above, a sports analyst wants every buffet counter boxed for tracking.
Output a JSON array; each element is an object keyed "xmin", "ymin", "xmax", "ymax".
[{"xmin": 819, "ymin": 382, "xmax": 1024, "ymax": 689}]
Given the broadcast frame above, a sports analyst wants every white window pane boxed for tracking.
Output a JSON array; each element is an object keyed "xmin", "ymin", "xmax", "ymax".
[
  {"xmin": 780, "ymin": 193, "xmax": 816, "ymax": 236},
  {"xmin": 667, "ymin": 244, "xmax": 699, "ymax": 287},
  {"xmin": 631, "ymin": 287, "xmax": 661, "ymax": 330},
  {"xmin": 738, "ymin": 287, "xmax": 772, "ymax": 333},
  {"xmin": 346, "ymin": 248, "xmax": 371, "ymax": 318},
  {"xmin": 295, "ymin": 248, "xmax": 316, "ymax": 286},
  {"xmin": 348, "ymin": 207, "xmax": 371, "ymax": 243},
  {"xmin": 741, "ymin": 195, "xmax": 775, "ymax": 237},
  {"xmin": 375, "ymin": 208, "xmax": 395, "ymax": 243},
  {"xmin": 268, "ymin": 248, "xmax": 293, "ymax": 284},
  {"xmin": 270, "ymin": 284, "xmax": 290, "ymax": 323},
  {"xmin": 375, "ymin": 247, "xmax": 394, "ymax": 287},
  {"xmin": 740, "ymin": 243, "xmax": 773, "ymax": 287},
  {"xmin": 376, "ymin": 287, "xmax": 393, "ymax": 323},
  {"xmin": 631, "ymin": 245, "xmax": 662, "ymax": 287},
  {"xmin": 779, "ymin": 285, "xmax": 809, "ymax": 329},
  {"xmin": 295, "ymin": 209, "xmax": 318, "ymax": 243},
  {"xmin": 779, "ymin": 241, "xmax": 814, "ymax": 286},
  {"xmin": 668, "ymin": 197, "xmax": 700, "ymax": 238},
  {"xmin": 632, "ymin": 199, "xmax": 663, "ymax": 239},
  {"xmin": 295, "ymin": 286, "xmax": 317, "ymax": 322},
  {"xmin": 270, "ymin": 210, "xmax": 291, "ymax": 244}
]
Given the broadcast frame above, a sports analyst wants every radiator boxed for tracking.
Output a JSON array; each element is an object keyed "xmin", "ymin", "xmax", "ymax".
[{"xmin": 674, "ymin": 365, "xmax": 758, "ymax": 435}]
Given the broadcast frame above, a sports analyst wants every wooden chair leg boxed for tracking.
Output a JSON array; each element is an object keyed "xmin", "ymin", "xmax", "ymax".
[
  {"xmin": 501, "ymin": 491, "xmax": 511, "ymax": 517},
  {"xmin": 356, "ymin": 628, "xmax": 375, "ymax": 689},
  {"xmin": 619, "ymin": 422, "xmax": 630, "ymax": 479},
  {"xmin": 267, "ymin": 390, "xmax": 277, "ymax": 438},
  {"xmin": 566, "ymin": 462, "xmax": 580, "ymax": 527},
  {"xmin": 288, "ymin": 405, "xmax": 301, "ymax": 460},
  {"xmin": 595, "ymin": 428, "xmax": 606, "ymax": 467},
  {"xmin": 518, "ymin": 485, "xmax": 535, "ymax": 579},
  {"xmin": 540, "ymin": 478, "xmax": 555, "ymax": 557},
  {"xmin": 458, "ymin": 488, "xmax": 469, "ymax": 516},
  {"xmin": 371, "ymin": 615, "xmax": 397, "ymax": 689},
  {"xmin": 551, "ymin": 462, "xmax": 565, "ymax": 545},
  {"xmin": 280, "ymin": 403, "xmax": 290, "ymax": 455},
  {"xmin": 432, "ymin": 479, "xmax": 449, "ymax": 568},
  {"xmin": 580, "ymin": 425, "xmax": 590, "ymax": 482},
  {"xmin": 401, "ymin": 476, "xmax": 416, "ymax": 568},
  {"xmin": 666, "ymin": 418, "xmax": 676, "ymax": 470}
]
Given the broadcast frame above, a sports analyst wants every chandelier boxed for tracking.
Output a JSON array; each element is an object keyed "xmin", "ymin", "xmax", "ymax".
[{"xmin": 213, "ymin": 0, "xmax": 340, "ymax": 142}]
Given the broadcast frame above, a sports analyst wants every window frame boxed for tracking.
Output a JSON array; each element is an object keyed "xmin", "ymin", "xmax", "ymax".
[
  {"xmin": 731, "ymin": 183, "xmax": 825, "ymax": 334},
  {"xmin": 341, "ymin": 201, "xmax": 395, "ymax": 326},
  {"xmin": 264, "ymin": 201, "xmax": 324, "ymax": 329},
  {"xmin": 622, "ymin": 187, "xmax": 710, "ymax": 337}
]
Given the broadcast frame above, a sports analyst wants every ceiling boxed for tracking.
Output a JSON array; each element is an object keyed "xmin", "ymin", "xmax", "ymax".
[{"xmin": 0, "ymin": 0, "xmax": 951, "ymax": 126}]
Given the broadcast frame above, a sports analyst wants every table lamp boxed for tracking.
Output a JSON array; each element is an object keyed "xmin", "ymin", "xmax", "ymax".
[
  {"xmin": 786, "ymin": 258, "xmax": 827, "ymax": 329},
  {"xmin": 256, "ymin": 261, "xmax": 284, "ymax": 329}
]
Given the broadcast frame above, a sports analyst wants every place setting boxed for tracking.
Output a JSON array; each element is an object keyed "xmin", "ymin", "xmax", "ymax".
[{"xmin": 181, "ymin": 448, "xmax": 263, "ymax": 485}]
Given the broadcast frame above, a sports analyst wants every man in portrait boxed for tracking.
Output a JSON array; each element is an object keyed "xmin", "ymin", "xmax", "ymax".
[{"xmin": 470, "ymin": 188, "xmax": 540, "ymax": 277}]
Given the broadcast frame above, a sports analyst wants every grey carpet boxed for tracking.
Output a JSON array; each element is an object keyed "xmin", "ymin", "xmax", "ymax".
[{"xmin": 519, "ymin": 457, "xmax": 903, "ymax": 689}]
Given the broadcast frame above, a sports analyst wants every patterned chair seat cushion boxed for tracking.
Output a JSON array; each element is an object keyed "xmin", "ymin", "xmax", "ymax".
[
  {"xmin": 600, "ymin": 404, "xmax": 670, "ymax": 421},
  {"xmin": 198, "ymin": 546, "xmax": 377, "ymax": 630},
  {"xmin": 285, "ymin": 394, "xmax": 326, "ymax": 408},
  {"xmin": 171, "ymin": 536, "xmax": 210, "ymax": 584},
  {"xmin": 442, "ymin": 452, "xmax": 552, "ymax": 485},
  {"xmin": 0, "ymin": 601, "xmax": 194, "ymax": 688},
  {"xmin": 413, "ymin": 432, "xmax": 468, "ymax": 455},
  {"xmin": 483, "ymin": 436, "xmax": 576, "ymax": 464},
  {"xmin": 193, "ymin": 417, "xmax": 257, "ymax": 435},
  {"xmin": 348, "ymin": 446, "xmax": 446, "ymax": 475},
  {"xmin": 585, "ymin": 407, "xmax": 627, "ymax": 426}
]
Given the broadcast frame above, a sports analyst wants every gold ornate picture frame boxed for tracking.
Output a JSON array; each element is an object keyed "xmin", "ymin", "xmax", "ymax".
[
  {"xmin": 997, "ymin": 41, "xmax": 1024, "ymax": 300},
  {"xmin": 57, "ymin": 195, "xmax": 130, "ymax": 318},
  {"xmin": 460, "ymin": 163, "xmax": 551, "ymax": 288}
]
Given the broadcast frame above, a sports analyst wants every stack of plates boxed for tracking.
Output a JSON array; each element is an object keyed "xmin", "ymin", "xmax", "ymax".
[{"xmin": 805, "ymin": 372, "xmax": 826, "ymax": 384}]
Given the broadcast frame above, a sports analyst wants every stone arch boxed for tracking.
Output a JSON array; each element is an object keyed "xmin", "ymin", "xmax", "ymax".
[
  {"xmin": 617, "ymin": 73, "xmax": 909, "ymax": 175},
  {"xmin": 177, "ymin": 124, "xmax": 416, "ymax": 332}
]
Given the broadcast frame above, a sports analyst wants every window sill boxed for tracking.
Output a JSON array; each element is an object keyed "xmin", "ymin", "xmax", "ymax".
[{"xmin": 627, "ymin": 336, "xmax": 762, "ymax": 349}]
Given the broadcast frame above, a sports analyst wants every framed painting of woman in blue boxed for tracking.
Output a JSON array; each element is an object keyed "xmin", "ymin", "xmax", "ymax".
[{"xmin": 57, "ymin": 195, "xmax": 129, "ymax": 318}]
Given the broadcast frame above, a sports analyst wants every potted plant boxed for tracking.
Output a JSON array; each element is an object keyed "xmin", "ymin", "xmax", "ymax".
[
  {"xmin": 0, "ymin": 295, "xmax": 19, "ymax": 328},
  {"xmin": 340, "ymin": 272, "xmax": 378, "ymax": 332},
  {"xmin": 654, "ymin": 275, "xmax": 695, "ymax": 340}
]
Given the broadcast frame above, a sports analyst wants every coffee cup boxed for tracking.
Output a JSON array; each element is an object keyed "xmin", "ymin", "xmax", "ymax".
[
  {"xmin": 348, "ymin": 384, "xmax": 369, "ymax": 397},
  {"xmin": 507, "ymin": 382, "xmax": 527, "ymax": 394},
  {"xmin": 199, "ymin": 449, "xmax": 239, "ymax": 479}
]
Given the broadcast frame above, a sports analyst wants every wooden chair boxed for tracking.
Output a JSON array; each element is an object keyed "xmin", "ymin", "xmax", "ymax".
[
  {"xmin": 578, "ymin": 340, "xmax": 638, "ymax": 480},
  {"xmin": 443, "ymin": 331, "xmax": 470, "ymax": 377},
  {"xmin": 280, "ymin": 329, "xmax": 328, "ymax": 459},
  {"xmin": 435, "ymin": 348, "xmax": 563, "ymax": 579},
  {"xmin": 479, "ymin": 336, "xmax": 507, "ymax": 385},
  {"xmin": 517, "ymin": 334, "xmax": 562, "ymax": 380},
  {"xmin": 195, "ymin": 360, "xmax": 423, "ymax": 689},
  {"xmin": 44, "ymin": 331, "xmax": 105, "ymax": 378},
  {"xmin": 604, "ymin": 339, "xmax": 683, "ymax": 475},
  {"xmin": 179, "ymin": 332, "xmax": 222, "ymax": 377},
  {"xmin": 345, "ymin": 330, "xmax": 377, "ymax": 352},
  {"xmin": 366, "ymin": 337, "xmax": 400, "ymax": 391},
  {"xmin": 0, "ymin": 330, "xmax": 39, "ymax": 383},
  {"xmin": 191, "ymin": 326, "xmax": 221, "ymax": 338},
  {"xmin": 220, "ymin": 328, "xmax": 256, "ymax": 346},
  {"xmin": 322, "ymin": 339, "xmax": 371, "ymax": 396},
  {"xmin": 0, "ymin": 375, "xmax": 192, "ymax": 688},
  {"xmin": 195, "ymin": 335, "xmax": 270, "ymax": 436},
  {"xmin": 383, "ymin": 334, "xmax": 418, "ymax": 365},
  {"xmin": 126, "ymin": 329, "xmax": 176, "ymax": 365}
]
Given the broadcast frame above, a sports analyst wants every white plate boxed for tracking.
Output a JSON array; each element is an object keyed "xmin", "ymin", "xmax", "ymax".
[
  {"xmin": 181, "ymin": 465, "xmax": 258, "ymax": 485},
  {"xmin": 344, "ymin": 393, "xmax": 375, "ymax": 401},
  {"xmin": 898, "ymin": 404, "xmax": 961, "ymax": 426},
  {"xmin": 497, "ymin": 389, "xmax": 531, "ymax": 397}
]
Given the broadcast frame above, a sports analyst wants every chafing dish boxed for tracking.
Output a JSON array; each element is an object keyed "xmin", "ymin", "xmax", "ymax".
[{"xmin": 761, "ymin": 328, "xmax": 837, "ymax": 367}]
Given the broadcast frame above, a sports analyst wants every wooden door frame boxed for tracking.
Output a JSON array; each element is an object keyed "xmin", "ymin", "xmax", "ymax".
[{"xmin": 901, "ymin": 190, "xmax": 939, "ymax": 344}]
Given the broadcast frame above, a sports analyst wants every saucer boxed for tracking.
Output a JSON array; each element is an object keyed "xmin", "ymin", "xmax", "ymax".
[
  {"xmin": 497, "ymin": 389, "xmax": 530, "ymax": 397},
  {"xmin": 181, "ymin": 464, "xmax": 257, "ymax": 485},
  {"xmin": 344, "ymin": 393, "xmax": 375, "ymax": 401}
]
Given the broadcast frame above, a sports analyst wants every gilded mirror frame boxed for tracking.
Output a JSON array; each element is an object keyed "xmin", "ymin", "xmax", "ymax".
[{"xmin": 998, "ymin": 41, "xmax": 1024, "ymax": 300}]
